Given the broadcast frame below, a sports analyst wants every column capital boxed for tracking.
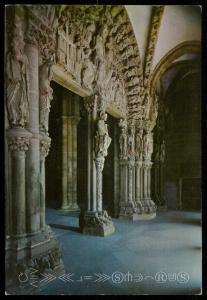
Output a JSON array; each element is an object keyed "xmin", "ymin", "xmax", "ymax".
[
  {"xmin": 7, "ymin": 128, "xmax": 32, "ymax": 153},
  {"xmin": 67, "ymin": 115, "xmax": 81, "ymax": 126},
  {"xmin": 40, "ymin": 135, "xmax": 51, "ymax": 160}
]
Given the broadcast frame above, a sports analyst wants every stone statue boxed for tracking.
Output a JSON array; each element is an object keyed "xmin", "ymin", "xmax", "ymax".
[
  {"xmin": 95, "ymin": 112, "xmax": 111, "ymax": 158},
  {"xmin": 39, "ymin": 49, "xmax": 54, "ymax": 135},
  {"xmin": 143, "ymin": 131, "xmax": 153, "ymax": 161},
  {"xmin": 82, "ymin": 48, "xmax": 95, "ymax": 90},
  {"xmin": 6, "ymin": 16, "xmax": 29, "ymax": 128},
  {"xmin": 128, "ymin": 127, "xmax": 135, "ymax": 157},
  {"xmin": 119, "ymin": 118, "xmax": 127, "ymax": 160},
  {"xmin": 135, "ymin": 128, "xmax": 143, "ymax": 160},
  {"xmin": 160, "ymin": 140, "xmax": 165, "ymax": 163}
]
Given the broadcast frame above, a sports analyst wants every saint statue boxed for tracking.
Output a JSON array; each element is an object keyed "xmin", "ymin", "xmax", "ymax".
[
  {"xmin": 95, "ymin": 112, "xmax": 111, "ymax": 157},
  {"xmin": 39, "ymin": 49, "xmax": 54, "ymax": 135},
  {"xmin": 6, "ymin": 16, "xmax": 29, "ymax": 128}
]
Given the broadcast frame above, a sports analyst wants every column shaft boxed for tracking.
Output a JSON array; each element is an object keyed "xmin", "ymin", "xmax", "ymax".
[
  {"xmin": 12, "ymin": 151, "xmax": 26, "ymax": 236},
  {"xmin": 25, "ymin": 44, "xmax": 40, "ymax": 233}
]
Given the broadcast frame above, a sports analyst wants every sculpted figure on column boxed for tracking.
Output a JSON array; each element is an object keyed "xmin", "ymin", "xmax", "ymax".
[
  {"xmin": 127, "ymin": 126, "xmax": 135, "ymax": 158},
  {"xmin": 143, "ymin": 131, "xmax": 153, "ymax": 161},
  {"xmin": 39, "ymin": 49, "xmax": 54, "ymax": 135},
  {"xmin": 6, "ymin": 15, "xmax": 29, "ymax": 128},
  {"xmin": 95, "ymin": 111, "xmax": 111, "ymax": 158},
  {"xmin": 135, "ymin": 128, "xmax": 143, "ymax": 161},
  {"xmin": 119, "ymin": 118, "xmax": 128, "ymax": 160}
]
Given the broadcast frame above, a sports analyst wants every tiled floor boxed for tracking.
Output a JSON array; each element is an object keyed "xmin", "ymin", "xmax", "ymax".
[{"xmin": 39, "ymin": 209, "xmax": 202, "ymax": 295}]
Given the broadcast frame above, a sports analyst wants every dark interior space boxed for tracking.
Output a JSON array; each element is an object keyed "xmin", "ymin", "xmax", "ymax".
[
  {"xmin": 45, "ymin": 81, "xmax": 62, "ymax": 209},
  {"xmin": 162, "ymin": 63, "xmax": 201, "ymax": 210}
]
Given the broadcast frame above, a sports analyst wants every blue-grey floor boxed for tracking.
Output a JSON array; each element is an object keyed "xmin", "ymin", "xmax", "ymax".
[{"xmin": 39, "ymin": 209, "xmax": 202, "ymax": 295}]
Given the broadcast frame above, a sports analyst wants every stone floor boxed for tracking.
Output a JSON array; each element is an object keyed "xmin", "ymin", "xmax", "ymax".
[{"xmin": 38, "ymin": 209, "xmax": 201, "ymax": 295}]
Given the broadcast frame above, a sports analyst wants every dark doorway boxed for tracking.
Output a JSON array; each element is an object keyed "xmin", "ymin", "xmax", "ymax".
[{"xmin": 45, "ymin": 81, "xmax": 62, "ymax": 209}]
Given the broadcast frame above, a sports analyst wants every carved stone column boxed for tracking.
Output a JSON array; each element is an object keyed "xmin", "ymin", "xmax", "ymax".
[
  {"xmin": 79, "ymin": 100, "xmax": 115, "ymax": 237},
  {"xmin": 118, "ymin": 120, "xmax": 139, "ymax": 220},
  {"xmin": 7, "ymin": 128, "xmax": 32, "ymax": 237},
  {"xmin": 6, "ymin": 7, "xmax": 66, "ymax": 295},
  {"xmin": 138, "ymin": 128, "xmax": 157, "ymax": 218},
  {"xmin": 40, "ymin": 135, "xmax": 51, "ymax": 229}
]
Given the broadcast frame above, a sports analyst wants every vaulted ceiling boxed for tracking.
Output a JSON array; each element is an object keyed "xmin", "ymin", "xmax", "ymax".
[{"xmin": 125, "ymin": 5, "xmax": 201, "ymax": 73}]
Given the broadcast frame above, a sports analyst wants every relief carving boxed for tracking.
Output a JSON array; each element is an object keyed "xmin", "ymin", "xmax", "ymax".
[
  {"xmin": 143, "ymin": 131, "xmax": 153, "ymax": 161},
  {"xmin": 135, "ymin": 128, "xmax": 143, "ymax": 161},
  {"xmin": 6, "ymin": 15, "xmax": 29, "ymax": 128},
  {"xmin": 39, "ymin": 49, "xmax": 54, "ymax": 135},
  {"xmin": 95, "ymin": 112, "xmax": 112, "ymax": 158},
  {"xmin": 119, "ymin": 118, "xmax": 128, "ymax": 160}
]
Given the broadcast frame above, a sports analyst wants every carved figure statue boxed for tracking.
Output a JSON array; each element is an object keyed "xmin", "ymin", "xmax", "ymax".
[
  {"xmin": 135, "ymin": 128, "xmax": 143, "ymax": 160},
  {"xmin": 160, "ymin": 140, "xmax": 165, "ymax": 163},
  {"xmin": 95, "ymin": 112, "xmax": 111, "ymax": 157},
  {"xmin": 6, "ymin": 16, "xmax": 29, "ymax": 128},
  {"xmin": 143, "ymin": 131, "xmax": 153, "ymax": 160},
  {"xmin": 119, "ymin": 118, "xmax": 128, "ymax": 160},
  {"xmin": 39, "ymin": 49, "xmax": 54, "ymax": 135},
  {"xmin": 128, "ymin": 127, "xmax": 135, "ymax": 157}
]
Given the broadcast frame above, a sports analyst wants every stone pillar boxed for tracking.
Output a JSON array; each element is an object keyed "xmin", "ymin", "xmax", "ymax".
[
  {"xmin": 135, "ymin": 161, "xmax": 142, "ymax": 203},
  {"xmin": 118, "ymin": 119, "xmax": 138, "ymax": 220},
  {"xmin": 67, "ymin": 116, "xmax": 81, "ymax": 210},
  {"xmin": 79, "ymin": 100, "xmax": 115, "ymax": 237},
  {"xmin": 7, "ymin": 128, "xmax": 32, "ymax": 237},
  {"xmin": 25, "ymin": 43, "xmax": 41, "ymax": 234},
  {"xmin": 40, "ymin": 135, "xmax": 51, "ymax": 229},
  {"xmin": 61, "ymin": 116, "xmax": 68, "ymax": 210}
]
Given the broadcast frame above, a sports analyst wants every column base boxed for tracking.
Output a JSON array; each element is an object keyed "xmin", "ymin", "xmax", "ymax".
[
  {"xmin": 5, "ymin": 226, "xmax": 64, "ymax": 295},
  {"xmin": 59, "ymin": 204, "xmax": 80, "ymax": 212},
  {"xmin": 119, "ymin": 200, "xmax": 157, "ymax": 220},
  {"xmin": 79, "ymin": 210, "xmax": 115, "ymax": 237}
]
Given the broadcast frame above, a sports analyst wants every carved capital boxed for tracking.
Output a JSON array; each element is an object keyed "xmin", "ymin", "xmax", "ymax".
[
  {"xmin": 40, "ymin": 137, "xmax": 51, "ymax": 160},
  {"xmin": 8, "ymin": 136, "xmax": 30, "ymax": 153}
]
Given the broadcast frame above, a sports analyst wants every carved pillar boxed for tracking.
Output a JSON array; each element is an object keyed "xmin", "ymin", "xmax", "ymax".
[
  {"xmin": 7, "ymin": 128, "xmax": 32, "ymax": 236},
  {"xmin": 40, "ymin": 135, "xmax": 51, "ymax": 229},
  {"xmin": 5, "ymin": 7, "xmax": 64, "ymax": 294},
  {"xmin": 79, "ymin": 98, "xmax": 115, "ymax": 237}
]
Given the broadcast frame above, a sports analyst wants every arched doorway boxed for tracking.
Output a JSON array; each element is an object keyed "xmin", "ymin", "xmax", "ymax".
[{"xmin": 152, "ymin": 58, "xmax": 201, "ymax": 211}]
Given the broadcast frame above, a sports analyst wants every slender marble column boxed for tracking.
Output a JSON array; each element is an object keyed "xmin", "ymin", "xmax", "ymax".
[{"xmin": 25, "ymin": 43, "xmax": 41, "ymax": 233}]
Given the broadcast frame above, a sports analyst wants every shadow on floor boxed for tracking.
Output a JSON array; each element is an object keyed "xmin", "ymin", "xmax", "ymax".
[{"xmin": 49, "ymin": 223, "xmax": 80, "ymax": 233}]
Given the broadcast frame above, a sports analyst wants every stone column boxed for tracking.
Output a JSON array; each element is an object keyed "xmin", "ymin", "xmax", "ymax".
[
  {"xmin": 135, "ymin": 161, "xmax": 142, "ymax": 203},
  {"xmin": 61, "ymin": 116, "xmax": 68, "ymax": 210},
  {"xmin": 7, "ymin": 128, "xmax": 32, "ymax": 237},
  {"xmin": 68, "ymin": 116, "xmax": 81, "ymax": 210},
  {"xmin": 25, "ymin": 43, "xmax": 41, "ymax": 234},
  {"xmin": 79, "ymin": 101, "xmax": 115, "ymax": 237},
  {"xmin": 40, "ymin": 135, "xmax": 51, "ymax": 229}
]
